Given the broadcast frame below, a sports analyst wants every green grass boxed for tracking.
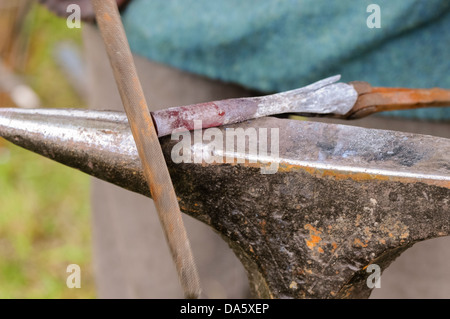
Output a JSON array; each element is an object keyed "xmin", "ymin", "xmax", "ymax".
[
  {"xmin": 0, "ymin": 4, "xmax": 95, "ymax": 298},
  {"xmin": 24, "ymin": 3, "xmax": 85, "ymax": 108},
  {"xmin": 0, "ymin": 144, "xmax": 95, "ymax": 298}
]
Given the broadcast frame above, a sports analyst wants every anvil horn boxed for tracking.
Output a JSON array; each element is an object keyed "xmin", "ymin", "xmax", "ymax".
[{"xmin": 1, "ymin": 107, "xmax": 449, "ymax": 298}]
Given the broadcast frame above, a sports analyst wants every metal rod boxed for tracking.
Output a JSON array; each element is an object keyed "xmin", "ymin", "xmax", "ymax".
[
  {"xmin": 91, "ymin": 0, "xmax": 201, "ymax": 298},
  {"xmin": 345, "ymin": 82, "xmax": 450, "ymax": 119}
]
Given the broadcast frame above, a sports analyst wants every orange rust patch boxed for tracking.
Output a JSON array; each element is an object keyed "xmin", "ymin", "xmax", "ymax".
[
  {"xmin": 400, "ymin": 231, "xmax": 409, "ymax": 239},
  {"xmin": 139, "ymin": 98, "xmax": 147, "ymax": 109},
  {"xmin": 304, "ymin": 224, "xmax": 322, "ymax": 250},
  {"xmin": 278, "ymin": 163, "xmax": 450, "ymax": 189},
  {"xmin": 103, "ymin": 13, "xmax": 112, "ymax": 21},
  {"xmin": 344, "ymin": 286, "xmax": 354, "ymax": 298},
  {"xmin": 331, "ymin": 242, "xmax": 338, "ymax": 253},
  {"xmin": 304, "ymin": 224, "xmax": 321, "ymax": 233},
  {"xmin": 278, "ymin": 164, "xmax": 391, "ymax": 183},
  {"xmin": 180, "ymin": 205, "xmax": 199, "ymax": 214},
  {"xmin": 353, "ymin": 238, "xmax": 368, "ymax": 248},
  {"xmin": 260, "ymin": 220, "xmax": 267, "ymax": 235},
  {"xmin": 379, "ymin": 219, "xmax": 410, "ymax": 241},
  {"xmin": 306, "ymin": 235, "xmax": 321, "ymax": 249}
]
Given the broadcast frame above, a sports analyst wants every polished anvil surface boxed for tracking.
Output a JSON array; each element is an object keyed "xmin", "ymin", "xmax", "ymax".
[{"xmin": 0, "ymin": 108, "xmax": 449, "ymax": 298}]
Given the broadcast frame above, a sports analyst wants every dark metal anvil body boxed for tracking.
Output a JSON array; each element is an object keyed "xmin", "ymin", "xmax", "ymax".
[{"xmin": 0, "ymin": 108, "xmax": 449, "ymax": 298}]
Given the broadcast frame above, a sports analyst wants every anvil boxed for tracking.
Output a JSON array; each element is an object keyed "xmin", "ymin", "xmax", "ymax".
[{"xmin": 0, "ymin": 108, "xmax": 449, "ymax": 298}]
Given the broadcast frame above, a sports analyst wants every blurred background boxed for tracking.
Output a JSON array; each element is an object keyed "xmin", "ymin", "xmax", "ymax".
[{"xmin": 0, "ymin": 0, "xmax": 94, "ymax": 298}]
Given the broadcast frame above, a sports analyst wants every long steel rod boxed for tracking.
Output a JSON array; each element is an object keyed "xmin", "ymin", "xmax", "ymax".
[{"xmin": 91, "ymin": 0, "xmax": 201, "ymax": 298}]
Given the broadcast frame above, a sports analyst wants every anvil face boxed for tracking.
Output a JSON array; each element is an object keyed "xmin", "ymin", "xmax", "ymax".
[{"xmin": 0, "ymin": 108, "xmax": 449, "ymax": 298}]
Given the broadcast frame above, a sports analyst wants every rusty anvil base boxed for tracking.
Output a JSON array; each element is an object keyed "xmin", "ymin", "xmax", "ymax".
[{"xmin": 0, "ymin": 108, "xmax": 449, "ymax": 298}]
